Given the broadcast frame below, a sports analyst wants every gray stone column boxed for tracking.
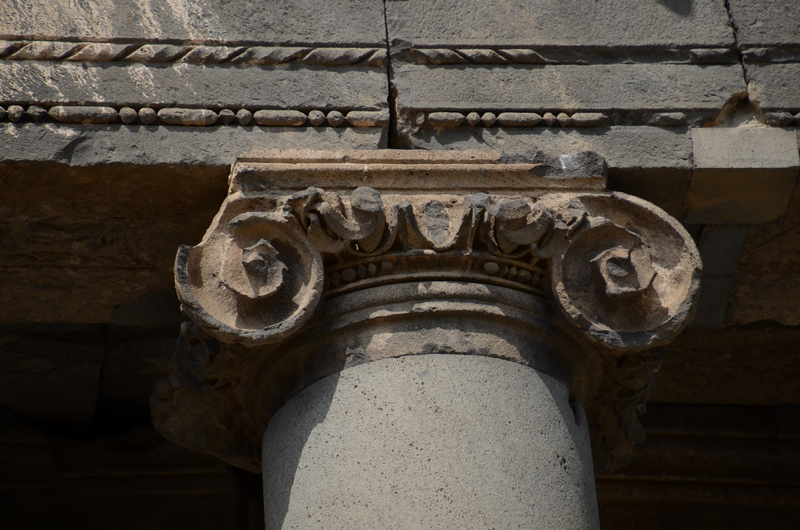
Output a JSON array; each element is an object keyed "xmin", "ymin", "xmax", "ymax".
[
  {"xmin": 255, "ymin": 276, "xmax": 602, "ymax": 528},
  {"xmin": 151, "ymin": 150, "xmax": 701, "ymax": 529},
  {"xmin": 264, "ymin": 355, "xmax": 598, "ymax": 529}
]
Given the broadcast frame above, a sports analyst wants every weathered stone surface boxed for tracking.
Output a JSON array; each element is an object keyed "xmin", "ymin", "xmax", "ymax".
[
  {"xmin": 0, "ymin": 325, "xmax": 104, "ymax": 430},
  {"xmin": 0, "ymin": 163, "xmax": 225, "ymax": 324},
  {"xmin": 264, "ymin": 355, "xmax": 599, "ymax": 529},
  {"xmin": 747, "ymin": 63, "xmax": 800, "ymax": 110},
  {"xmin": 157, "ymin": 108, "xmax": 218, "ymax": 127},
  {"xmin": 642, "ymin": 112, "xmax": 687, "ymax": 127},
  {"xmin": 690, "ymin": 276, "xmax": 735, "ymax": 328},
  {"xmin": 0, "ymin": 0, "xmax": 387, "ymax": 45},
  {"xmin": 698, "ymin": 226, "xmax": 749, "ymax": 277},
  {"xmin": 727, "ymin": 0, "xmax": 800, "ymax": 47},
  {"xmin": 152, "ymin": 150, "xmax": 700, "ymax": 478},
  {"xmin": 392, "ymin": 63, "xmax": 745, "ymax": 114},
  {"xmin": 652, "ymin": 324, "xmax": 800, "ymax": 404},
  {"xmin": 0, "ymin": 62, "xmax": 387, "ymax": 110},
  {"xmin": 406, "ymin": 126, "xmax": 693, "ymax": 216},
  {"xmin": 386, "ymin": 0, "xmax": 734, "ymax": 47},
  {"xmin": 409, "ymin": 126, "xmax": 692, "ymax": 170},
  {"xmin": 682, "ymin": 127, "xmax": 799, "ymax": 224},
  {"xmin": 727, "ymin": 184, "xmax": 800, "ymax": 325},
  {"xmin": 0, "ymin": 123, "xmax": 385, "ymax": 167},
  {"xmin": 48, "ymin": 105, "xmax": 118, "ymax": 124}
]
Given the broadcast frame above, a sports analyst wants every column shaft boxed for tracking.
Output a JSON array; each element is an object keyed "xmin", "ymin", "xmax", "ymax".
[{"xmin": 263, "ymin": 355, "xmax": 599, "ymax": 529}]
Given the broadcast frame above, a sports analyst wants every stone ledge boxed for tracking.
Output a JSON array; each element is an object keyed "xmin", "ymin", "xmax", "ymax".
[{"xmin": 0, "ymin": 61, "xmax": 388, "ymax": 110}]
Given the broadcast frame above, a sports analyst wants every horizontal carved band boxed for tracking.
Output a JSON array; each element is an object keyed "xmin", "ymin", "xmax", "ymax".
[
  {"xmin": 6, "ymin": 104, "xmax": 798, "ymax": 129},
  {"xmin": 175, "ymin": 150, "xmax": 699, "ymax": 351},
  {"xmin": 395, "ymin": 46, "xmax": 740, "ymax": 66},
  {"xmin": 0, "ymin": 40, "xmax": 386, "ymax": 66},
  {"xmin": 0, "ymin": 104, "xmax": 388, "ymax": 128}
]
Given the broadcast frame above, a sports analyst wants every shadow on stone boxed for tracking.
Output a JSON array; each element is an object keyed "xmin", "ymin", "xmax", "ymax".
[
  {"xmin": 262, "ymin": 371, "xmax": 340, "ymax": 529},
  {"xmin": 656, "ymin": 0, "xmax": 693, "ymax": 17}
]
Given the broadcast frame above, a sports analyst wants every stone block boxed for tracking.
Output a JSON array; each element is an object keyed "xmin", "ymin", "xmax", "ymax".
[
  {"xmin": 0, "ymin": 123, "xmax": 385, "ymax": 167},
  {"xmin": 0, "ymin": 0, "xmax": 387, "ymax": 45},
  {"xmin": 0, "ymin": 325, "xmax": 104, "ymax": 430},
  {"xmin": 598, "ymin": 403, "xmax": 800, "ymax": 529},
  {"xmin": 727, "ymin": 185, "xmax": 800, "ymax": 326},
  {"xmin": 682, "ymin": 127, "xmax": 799, "ymax": 224},
  {"xmin": 608, "ymin": 168, "xmax": 692, "ymax": 218},
  {"xmin": 747, "ymin": 63, "xmax": 800, "ymax": 110},
  {"xmin": 652, "ymin": 324, "xmax": 800, "ymax": 404},
  {"xmin": 690, "ymin": 276, "xmax": 735, "ymax": 328},
  {"xmin": 392, "ymin": 63, "xmax": 745, "ymax": 114},
  {"xmin": 409, "ymin": 126, "xmax": 692, "ymax": 170},
  {"xmin": 698, "ymin": 226, "xmax": 749, "ymax": 277},
  {"xmin": 0, "ymin": 162, "xmax": 226, "ymax": 323},
  {"xmin": 112, "ymin": 290, "xmax": 184, "ymax": 328},
  {"xmin": 406, "ymin": 126, "xmax": 692, "ymax": 215},
  {"xmin": 0, "ymin": 125, "xmax": 385, "ymax": 324},
  {"xmin": 727, "ymin": 0, "xmax": 800, "ymax": 47},
  {"xmin": 386, "ymin": 0, "xmax": 733, "ymax": 48},
  {"xmin": 0, "ymin": 62, "xmax": 388, "ymax": 110}
]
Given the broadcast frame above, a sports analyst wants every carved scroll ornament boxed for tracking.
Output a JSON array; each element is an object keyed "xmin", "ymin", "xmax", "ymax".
[
  {"xmin": 177, "ymin": 183, "xmax": 699, "ymax": 352},
  {"xmin": 153, "ymin": 150, "xmax": 701, "ymax": 473}
]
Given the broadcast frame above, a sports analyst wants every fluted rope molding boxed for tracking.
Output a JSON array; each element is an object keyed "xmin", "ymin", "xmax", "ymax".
[{"xmin": 0, "ymin": 40, "xmax": 387, "ymax": 67}]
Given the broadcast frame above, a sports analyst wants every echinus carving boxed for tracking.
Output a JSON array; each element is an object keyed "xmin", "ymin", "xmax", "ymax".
[{"xmin": 152, "ymin": 150, "xmax": 701, "ymax": 473}]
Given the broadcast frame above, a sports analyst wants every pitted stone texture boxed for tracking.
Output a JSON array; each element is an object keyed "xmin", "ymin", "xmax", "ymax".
[
  {"xmin": 728, "ymin": 185, "xmax": 800, "ymax": 326},
  {"xmin": 726, "ymin": 0, "xmax": 800, "ymax": 47},
  {"xmin": 153, "ymin": 151, "xmax": 700, "ymax": 474},
  {"xmin": 0, "ymin": 123, "xmax": 384, "ymax": 167},
  {"xmin": 392, "ymin": 63, "xmax": 745, "ymax": 114},
  {"xmin": 683, "ymin": 127, "xmax": 799, "ymax": 224},
  {"xmin": 0, "ymin": 62, "xmax": 387, "ymax": 110},
  {"xmin": 747, "ymin": 63, "xmax": 800, "ymax": 111},
  {"xmin": 0, "ymin": 0, "xmax": 386, "ymax": 45},
  {"xmin": 263, "ymin": 355, "xmax": 599, "ymax": 530},
  {"xmin": 386, "ymin": 0, "xmax": 734, "ymax": 47}
]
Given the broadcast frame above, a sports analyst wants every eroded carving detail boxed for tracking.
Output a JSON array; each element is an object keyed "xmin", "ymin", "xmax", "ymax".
[
  {"xmin": 547, "ymin": 193, "xmax": 701, "ymax": 351},
  {"xmin": 154, "ymin": 150, "xmax": 701, "ymax": 474}
]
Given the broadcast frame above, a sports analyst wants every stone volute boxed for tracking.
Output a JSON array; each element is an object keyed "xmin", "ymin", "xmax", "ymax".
[{"xmin": 151, "ymin": 150, "xmax": 701, "ymax": 529}]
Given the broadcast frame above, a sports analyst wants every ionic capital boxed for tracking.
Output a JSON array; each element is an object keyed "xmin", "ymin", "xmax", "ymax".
[{"xmin": 152, "ymin": 150, "xmax": 701, "ymax": 472}]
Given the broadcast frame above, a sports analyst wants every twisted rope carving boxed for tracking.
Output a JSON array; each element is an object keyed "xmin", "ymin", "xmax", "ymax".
[{"xmin": 0, "ymin": 40, "xmax": 387, "ymax": 66}]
